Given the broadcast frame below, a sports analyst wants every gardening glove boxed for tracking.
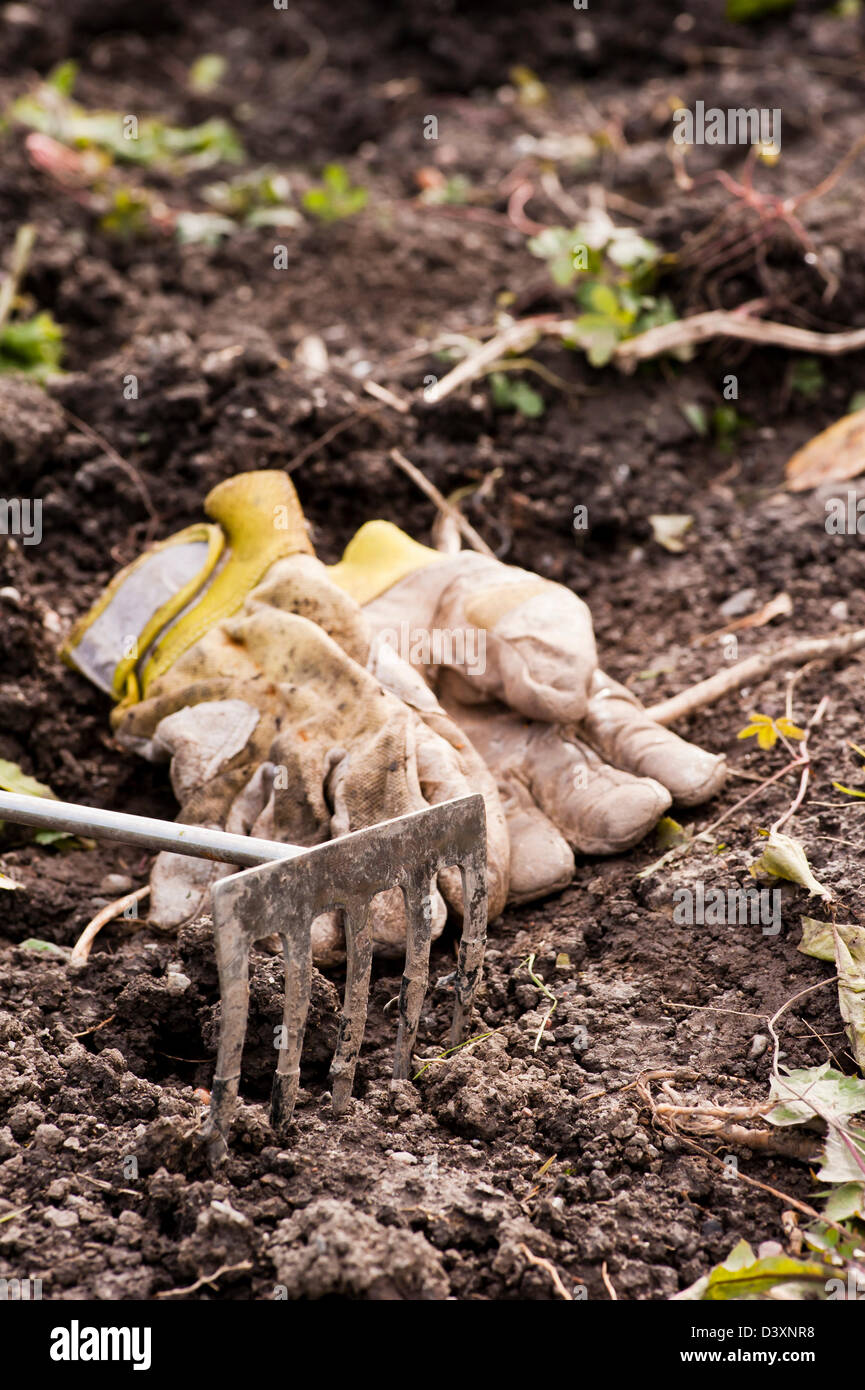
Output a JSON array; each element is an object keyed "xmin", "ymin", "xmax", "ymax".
[
  {"xmin": 327, "ymin": 521, "xmax": 727, "ymax": 903},
  {"xmin": 63, "ymin": 472, "xmax": 509, "ymax": 963}
]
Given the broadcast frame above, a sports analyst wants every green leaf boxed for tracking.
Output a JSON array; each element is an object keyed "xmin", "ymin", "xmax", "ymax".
[
  {"xmin": 725, "ymin": 0, "xmax": 795, "ymax": 19},
  {"xmin": 0, "ymin": 758, "xmax": 57, "ymax": 800},
  {"xmin": 833, "ymin": 782, "xmax": 865, "ymax": 799},
  {"xmin": 17, "ymin": 937, "xmax": 71, "ymax": 959},
  {"xmin": 302, "ymin": 164, "xmax": 368, "ymax": 222},
  {"xmin": 655, "ymin": 816, "xmax": 690, "ymax": 849},
  {"xmin": 790, "ymin": 357, "xmax": 825, "ymax": 400},
  {"xmin": 822, "ymin": 1182, "xmax": 865, "ymax": 1222},
  {"xmin": 582, "ymin": 282, "xmax": 620, "ymax": 317},
  {"xmin": 817, "ymin": 1122, "xmax": 865, "ymax": 1184},
  {"xmin": 46, "ymin": 60, "xmax": 78, "ymax": 97},
  {"xmin": 674, "ymin": 1239, "xmax": 830, "ymax": 1301},
  {"xmin": 681, "ymin": 402, "xmax": 709, "ymax": 437},
  {"xmin": 750, "ymin": 830, "xmax": 830, "ymax": 898},
  {"xmin": 489, "ymin": 372, "xmax": 545, "ymax": 418},
  {"xmin": 767, "ymin": 1063, "xmax": 865, "ymax": 1126},
  {"xmin": 188, "ymin": 54, "xmax": 227, "ymax": 95},
  {"xmin": 571, "ymin": 313, "xmax": 621, "ymax": 366},
  {"xmin": 0, "ymin": 312, "xmax": 64, "ymax": 379}
]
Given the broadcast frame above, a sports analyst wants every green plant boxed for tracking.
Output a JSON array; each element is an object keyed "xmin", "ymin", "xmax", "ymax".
[
  {"xmin": 99, "ymin": 187, "xmax": 154, "ymax": 239},
  {"xmin": 790, "ymin": 356, "xmax": 825, "ymax": 400},
  {"xmin": 527, "ymin": 213, "xmax": 677, "ymax": 366},
  {"xmin": 10, "ymin": 65, "xmax": 243, "ymax": 171},
  {"xmin": 0, "ymin": 311, "xmax": 63, "ymax": 378},
  {"xmin": 302, "ymin": 164, "xmax": 368, "ymax": 222},
  {"xmin": 489, "ymin": 371, "xmax": 545, "ymax": 417},
  {"xmin": 202, "ymin": 168, "xmax": 300, "ymax": 228}
]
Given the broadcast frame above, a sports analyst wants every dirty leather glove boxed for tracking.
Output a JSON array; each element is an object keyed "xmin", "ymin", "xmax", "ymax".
[
  {"xmin": 63, "ymin": 472, "xmax": 509, "ymax": 962},
  {"xmin": 328, "ymin": 521, "xmax": 727, "ymax": 904}
]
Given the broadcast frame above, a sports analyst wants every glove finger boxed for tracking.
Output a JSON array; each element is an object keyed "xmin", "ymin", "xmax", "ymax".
[
  {"xmin": 496, "ymin": 775, "xmax": 574, "ymax": 904},
  {"xmin": 449, "ymin": 700, "xmax": 671, "ymax": 856},
  {"xmin": 579, "ymin": 671, "xmax": 726, "ymax": 806},
  {"xmin": 368, "ymin": 639, "xmax": 509, "ymax": 919},
  {"xmin": 150, "ymin": 849, "xmax": 225, "ymax": 928},
  {"xmin": 360, "ymin": 545, "xmax": 597, "ymax": 723}
]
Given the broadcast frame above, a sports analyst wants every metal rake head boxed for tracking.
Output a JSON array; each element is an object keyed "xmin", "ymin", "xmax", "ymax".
[
  {"xmin": 0, "ymin": 788, "xmax": 488, "ymax": 1166},
  {"xmin": 203, "ymin": 794, "xmax": 488, "ymax": 1163}
]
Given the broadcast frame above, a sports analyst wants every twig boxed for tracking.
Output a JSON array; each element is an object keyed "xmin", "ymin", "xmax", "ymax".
[
  {"xmin": 71, "ymin": 1014, "xmax": 116, "ymax": 1038},
  {"xmin": 154, "ymin": 1260, "xmax": 253, "ymax": 1299},
  {"xmin": 615, "ymin": 309, "xmax": 865, "ymax": 369},
  {"xmin": 286, "ymin": 401, "xmax": 388, "ymax": 472},
  {"xmin": 637, "ymin": 756, "xmax": 804, "ymax": 879},
  {"xmin": 517, "ymin": 1245, "xmax": 574, "ymax": 1301},
  {"xmin": 0, "ymin": 224, "xmax": 35, "ymax": 334},
  {"xmin": 421, "ymin": 315, "xmax": 566, "ymax": 405},
  {"xmin": 362, "ymin": 380, "xmax": 410, "ymax": 413},
  {"xmin": 70, "ymin": 886, "xmax": 149, "ymax": 965},
  {"xmin": 388, "ymin": 449, "xmax": 495, "ymax": 557},
  {"xmin": 770, "ymin": 695, "xmax": 828, "ymax": 834},
  {"xmin": 600, "ymin": 1262, "xmax": 618, "ymax": 1301},
  {"xmin": 61, "ymin": 408, "xmax": 159, "ymax": 528},
  {"xmin": 645, "ymin": 629, "xmax": 865, "ymax": 726},
  {"xmin": 522, "ymin": 952, "xmax": 558, "ymax": 1052}
]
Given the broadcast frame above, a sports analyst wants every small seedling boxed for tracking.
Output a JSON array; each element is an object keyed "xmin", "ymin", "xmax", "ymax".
[
  {"xmin": 302, "ymin": 164, "xmax": 368, "ymax": 222},
  {"xmin": 790, "ymin": 356, "xmax": 825, "ymax": 400},
  {"xmin": 489, "ymin": 371, "xmax": 545, "ymax": 417},
  {"xmin": 528, "ymin": 213, "xmax": 678, "ymax": 366},
  {"xmin": 737, "ymin": 712, "xmax": 804, "ymax": 750},
  {"xmin": 10, "ymin": 66, "xmax": 243, "ymax": 171}
]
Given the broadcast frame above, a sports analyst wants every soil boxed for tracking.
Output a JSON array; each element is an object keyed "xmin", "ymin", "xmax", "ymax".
[{"xmin": 1, "ymin": 0, "xmax": 864, "ymax": 1301}]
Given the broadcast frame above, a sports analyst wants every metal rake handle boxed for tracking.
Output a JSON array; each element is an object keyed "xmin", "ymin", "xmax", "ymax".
[{"xmin": 0, "ymin": 790, "xmax": 305, "ymax": 867}]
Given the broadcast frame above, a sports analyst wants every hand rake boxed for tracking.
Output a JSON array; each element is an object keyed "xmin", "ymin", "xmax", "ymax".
[{"xmin": 0, "ymin": 790, "xmax": 488, "ymax": 1163}]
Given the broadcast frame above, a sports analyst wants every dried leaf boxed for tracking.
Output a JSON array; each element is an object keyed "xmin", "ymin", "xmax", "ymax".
[
  {"xmin": 649, "ymin": 513, "xmax": 693, "ymax": 553},
  {"xmin": 0, "ymin": 870, "xmax": 23, "ymax": 891},
  {"xmin": 833, "ymin": 921, "xmax": 865, "ymax": 1073},
  {"xmin": 693, "ymin": 591, "xmax": 792, "ymax": 647},
  {"xmin": 750, "ymin": 830, "xmax": 831, "ymax": 898},
  {"xmin": 798, "ymin": 916, "xmax": 837, "ymax": 963},
  {"xmin": 786, "ymin": 407, "xmax": 865, "ymax": 492}
]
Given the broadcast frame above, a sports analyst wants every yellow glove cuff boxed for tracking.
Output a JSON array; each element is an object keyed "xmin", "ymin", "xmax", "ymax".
[
  {"xmin": 327, "ymin": 520, "xmax": 441, "ymax": 605},
  {"xmin": 138, "ymin": 471, "xmax": 313, "ymax": 699},
  {"xmin": 63, "ymin": 470, "xmax": 313, "ymax": 709}
]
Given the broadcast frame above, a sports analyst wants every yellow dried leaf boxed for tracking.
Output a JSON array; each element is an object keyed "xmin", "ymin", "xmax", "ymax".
[{"xmin": 786, "ymin": 407, "xmax": 865, "ymax": 492}]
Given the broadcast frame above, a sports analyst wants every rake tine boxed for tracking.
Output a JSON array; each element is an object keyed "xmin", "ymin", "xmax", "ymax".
[
  {"xmin": 204, "ymin": 911, "xmax": 252, "ymax": 1165},
  {"xmin": 450, "ymin": 845, "xmax": 488, "ymax": 1047},
  {"xmin": 270, "ymin": 914, "xmax": 313, "ymax": 1141},
  {"xmin": 392, "ymin": 870, "xmax": 436, "ymax": 1080},
  {"xmin": 329, "ymin": 894, "xmax": 374, "ymax": 1117}
]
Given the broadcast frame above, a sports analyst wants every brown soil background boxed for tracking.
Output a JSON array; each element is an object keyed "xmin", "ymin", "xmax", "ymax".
[{"xmin": 1, "ymin": 0, "xmax": 864, "ymax": 1300}]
